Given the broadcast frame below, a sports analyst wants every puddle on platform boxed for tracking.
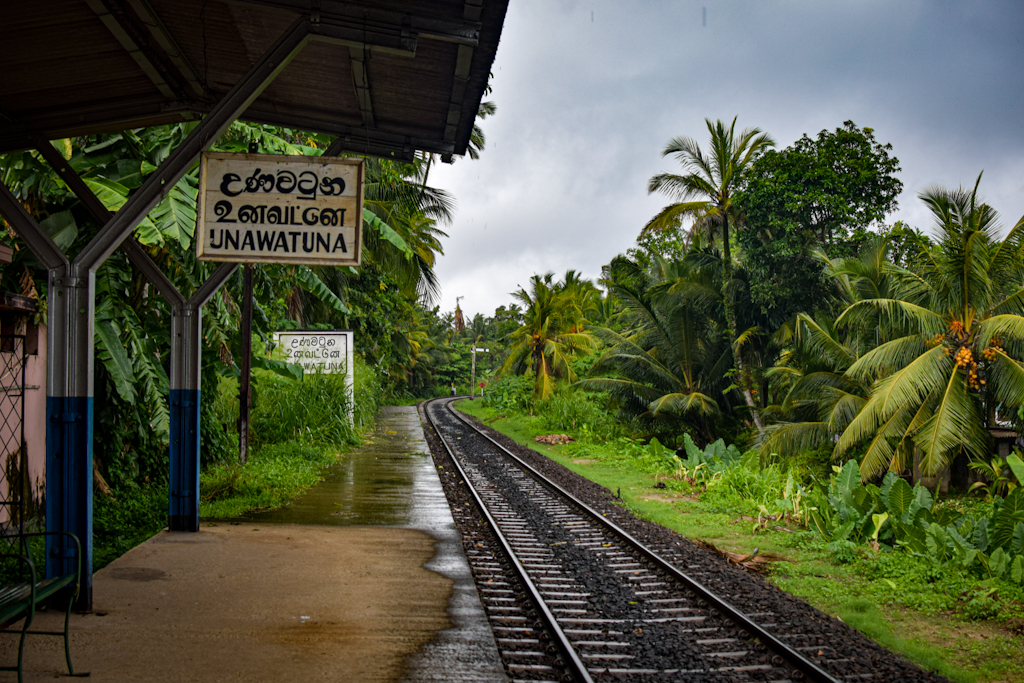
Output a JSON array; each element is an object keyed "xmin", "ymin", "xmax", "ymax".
[{"xmin": 238, "ymin": 406, "xmax": 436, "ymax": 527}]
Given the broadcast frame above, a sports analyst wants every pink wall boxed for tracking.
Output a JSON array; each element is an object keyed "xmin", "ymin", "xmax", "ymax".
[
  {"xmin": 24, "ymin": 324, "xmax": 46, "ymax": 510},
  {"xmin": 0, "ymin": 324, "xmax": 46, "ymax": 522}
]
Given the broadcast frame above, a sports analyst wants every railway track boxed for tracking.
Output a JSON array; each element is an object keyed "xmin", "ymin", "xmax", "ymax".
[{"xmin": 422, "ymin": 397, "xmax": 949, "ymax": 683}]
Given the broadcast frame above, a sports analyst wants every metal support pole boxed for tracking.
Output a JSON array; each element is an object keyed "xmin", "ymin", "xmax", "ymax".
[
  {"xmin": 168, "ymin": 263, "xmax": 238, "ymax": 531},
  {"xmin": 239, "ymin": 265, "xmax": 254, "ymax": 465},
  {"xmin": 169, "ymin": 305, "xmax": 201, "ymax": 531},
  {"xmin": 46, "ymin": 269, "xmax": 94, "ymax": 608},
  {"xmin": 0, "ymin": 181, "xmax": 93, "ymax": 606},
  {"xmin": 470, "ymin": 346, "xmax": 488, "ymax": 398}
]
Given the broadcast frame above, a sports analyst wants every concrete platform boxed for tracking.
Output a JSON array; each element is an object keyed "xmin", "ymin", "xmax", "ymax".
[{"xmin": 0, "ymin": 406, "xmax": 507, "ymax": 682}]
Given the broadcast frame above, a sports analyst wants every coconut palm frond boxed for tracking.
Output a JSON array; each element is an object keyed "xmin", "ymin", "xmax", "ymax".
[
  {"xmin": 648, "ymin": 391, "xmax": 719, "ymax": 418},
  {"xmin": 793, "ymin": 313, "xmax": 856, "ymax": 371},
  {"xmin": 837, "ymin": 298, "xmax": 944, "ymax": 335},
  {"xmin": 758, "ymin": 421, "xmax": 830, "ymax": 457},
  {"xmin": 827, "ymin": 391, "xmax": 868, "ymax": 432},
  {"xmin": 987, "ymin": 349, "xmax": 1024, "ymax": 408},
  {"xmin": 641, "ymin": 200, "xmax": 711, "ymax": 238},
  {"xmin": 991, "ymin": 287, "xmax": 1024, "ymax": 317},
  {"xmin": 913, "ymin": 368, "xmax": 988, "ymax": 474},
  {"xmin": 845, "ymin": 334, "xmax": 927, "ymax": 381},
  {"xmin": 978, "ymin": 314, "xmax": 1024, "ymax": 347},
  {"xmin": 873, "ymin": 345, "xmax": 951, "ymax": 416}
]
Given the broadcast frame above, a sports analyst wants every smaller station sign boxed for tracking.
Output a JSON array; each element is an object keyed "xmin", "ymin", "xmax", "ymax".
[
  {"xmin": 196, "ymin": 153, "xmax": 363, "ymax": 265},
  {"xmin": 274, "ymin": 329, "xmax": 355, "ymax": 422}
]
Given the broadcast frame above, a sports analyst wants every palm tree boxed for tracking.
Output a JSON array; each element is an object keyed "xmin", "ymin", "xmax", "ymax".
[
  {"xmin": 758, "ymin": 312, "xmax": 867, "ymax": 458},
  {"xmin": 645, "ymin": 118, "xmax": 774, "ymax": 430},
  {"xmin": 362, "ymin": 157, "xmax": 453, "ymax": 303},
  {"xmin": 834, "ymin": 174, "xmax": 1024, "ymax": 478},
  {"xmin": 757, "ymin": 236, "xmax": 908, "ymax": 459},
  {"xmin": 496, "ymin": 273, "xmax": 597, "ymax": 399},
  {"xmin": 558, "ymin": 269, "xmax": 603, "ymax": 331},
  {"xmin": 578, "ymin": 254, "xmax": 731, "ymax": 443}
]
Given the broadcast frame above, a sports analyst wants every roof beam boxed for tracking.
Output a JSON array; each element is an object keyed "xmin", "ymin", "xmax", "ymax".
[
  {"xmin": 442, "ymin": 1, "xmax": 484, "ymax": 146},
  {"xmin": 84, "ymin": 0, "xmax": 187, "ymax": 100},
  {"xmin": 348, "ymin": 46, "xmax": 375, "ymax": 129},
  {"xmin": 320, "ymin": 134, "xmax": 412, "ymax": 162},
  {"xmin": 74, "ymin": 16, "xmax": 313, "ymax": 270},
  {"xmin": 244, "ymin": 106, "xmax": 459, "ymax": 160},
  {"xmin": 124, "ymin": 0, "xmax": 207, "ymax": 98},
  {"xmin": 310, "ymin": 19, "xmax": 415, "ymax": 57},
  {"xmin": 0, "ymin": 179, "xmax": 68, "ymax": 272},
  {"xmin": 32, "ymin": 136, "xmax": 185, "ymax": 305},
  {"xmin": 233, "ymin": 1, "xmax": 480, "ymax": 46}
]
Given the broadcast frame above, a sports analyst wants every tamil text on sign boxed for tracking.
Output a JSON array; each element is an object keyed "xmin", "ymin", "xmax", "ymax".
[{"xmin": 196, "ymin": 153, "xmax": 363, "ymax": 265}]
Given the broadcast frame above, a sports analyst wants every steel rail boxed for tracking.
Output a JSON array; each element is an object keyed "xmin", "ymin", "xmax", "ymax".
[
  {"xmin": 424, "ymin": 398, "xmax": 594, "ymax": 683},
  {"xmin": 442, "ymin": 399, "xmax": 843, "ymax": 683}
]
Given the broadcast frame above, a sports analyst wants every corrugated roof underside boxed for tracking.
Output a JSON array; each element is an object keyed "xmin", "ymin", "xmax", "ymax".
[{"xmin": 0, "ymin": 0, "xmax": 508, "ymax": 156}]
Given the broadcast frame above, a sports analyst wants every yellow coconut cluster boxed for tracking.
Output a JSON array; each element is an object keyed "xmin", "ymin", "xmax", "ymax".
[
  {"xmin": 952, "ymin": 346, "xmax": 984, "ymax": 390},
  {"xmin": 953, "ymin": 346, "xmax": 973, "ymax": 367},
  {"xmin": 925, "ymin": 332, "xmax": 946, "ymax": 348},
  {"xmin": 982, "ymin": 337, "xmax": 1004, "ymax": 361}
]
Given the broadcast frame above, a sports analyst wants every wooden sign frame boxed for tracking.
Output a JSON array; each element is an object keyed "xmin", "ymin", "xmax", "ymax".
[{"xmin": 196, "ymin": 153, "xmax": 363, "ymax": 265}]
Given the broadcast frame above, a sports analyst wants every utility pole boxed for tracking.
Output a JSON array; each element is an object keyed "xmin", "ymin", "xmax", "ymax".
[
  {"xmin": 239, "ymin": 264, "xmax": 253, "ymax": 464},
  {"xmin": 239, "ymin": 140, "xmax": 258, "ymax": 465},
  {"xmin": 471, "ymin": 343, "xmax": 490, "ymax": 398}
]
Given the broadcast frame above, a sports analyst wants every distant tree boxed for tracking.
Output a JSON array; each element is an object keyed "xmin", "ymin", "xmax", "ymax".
[
  {"xmin": 736, "ymin": 121, "xmax": 903, "ymax": 321},
  {"xmin": 496, "ymin": 274, "xmax": 597, "ymax": 399},
  {"xmin": 557, "ymin": 269, "xmax": 603, "ymax": 331},
  {"xmin": 879, "ymin": 221, "xmax": 932, "ymax": 270},
  {"xmin": 580, "ymin": 254, "xmax": 732, "ymax": 444}
]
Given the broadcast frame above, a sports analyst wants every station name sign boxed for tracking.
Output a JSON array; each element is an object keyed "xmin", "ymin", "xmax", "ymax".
[
  {"xmin": 196, "ymin": 153, "xmax": 363, "ymax": 265},
  {"xmin": 275, "ymin": 329, "xmax": 355, "ymax": 422}
]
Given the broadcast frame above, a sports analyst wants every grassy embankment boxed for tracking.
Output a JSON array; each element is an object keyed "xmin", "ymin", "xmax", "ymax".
[{"xmin": 456, "ymin": 398, "xmax": 1024, "ymax": 683}]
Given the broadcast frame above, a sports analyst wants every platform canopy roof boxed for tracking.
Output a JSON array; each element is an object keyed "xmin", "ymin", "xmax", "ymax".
[{"xmin": 0, "ymin": 0, "xmax": 507, "ymax": 160}]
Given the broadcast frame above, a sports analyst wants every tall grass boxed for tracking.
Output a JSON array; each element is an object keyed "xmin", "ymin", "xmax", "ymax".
[
  {"xmin": 200, "ymin": 356, "xmax": 382, "ymax": 517},
  {"xmin": 539, "ymin": 387, "xmax": 621, "ymax": 441},
  {"xmin": 250, "ymin": 372, "xmax": 358, "ymax": 448}
]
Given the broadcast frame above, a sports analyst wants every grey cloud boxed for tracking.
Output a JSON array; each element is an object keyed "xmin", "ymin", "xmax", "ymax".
[{"xmin": 433, "ymin": 0, "xmax": 1024, "ymax": 317}]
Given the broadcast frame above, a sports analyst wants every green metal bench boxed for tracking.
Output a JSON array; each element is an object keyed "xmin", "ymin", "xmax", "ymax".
[{"xmin": 0, "ymin": 531, "xmax": 81, "ymax": 682}]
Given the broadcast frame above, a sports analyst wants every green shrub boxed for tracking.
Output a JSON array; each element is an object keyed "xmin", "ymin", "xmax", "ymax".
[
  {"xmin": 352, "ymin": 355, "xmax": 382, "ymax": 431},
  {"xmin": 802, "ymin": 459, "xmax": 1024, "ymax": 614},
  {"xmin": 93, "ymin": 481, "xmax": 168, "ymax": 569},
  {"xmin": 483, "ymin": 374, "xmax": 535, "ymax": 414},
  {"xmin": 538, "ymin": 388, "xmax": 620, "ymax": 441},
  {"xmin": 698, "ymin": 454, "xmax": 788, "ymax": 515},
  {"xmin": 199, "ymin": 355, "xmax": 380, "ymax": 519}
]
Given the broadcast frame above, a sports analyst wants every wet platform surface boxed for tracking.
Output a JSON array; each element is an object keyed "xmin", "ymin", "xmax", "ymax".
[
  {"xmin": 243, "ymin": 405, "xmax": 508, "ymax": 682},
  {"xmin": 0, "ymin": 406, "xmax": 507, "ymax": 682}
]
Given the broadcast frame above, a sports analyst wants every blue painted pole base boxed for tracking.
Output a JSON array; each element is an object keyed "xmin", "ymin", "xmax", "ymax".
[
  {"xmin": 46, "ymin": 396, "xmax": 93, "ymax": 611},
  {"xmin": 169, "ymin": 389, "xmax": 201, "ymax": 532}
]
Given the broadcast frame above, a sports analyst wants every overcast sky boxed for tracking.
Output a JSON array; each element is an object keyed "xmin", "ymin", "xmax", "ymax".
[{"xmin": 428, "ymin": 0, "xmax": 1024, "ymax": 319}]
